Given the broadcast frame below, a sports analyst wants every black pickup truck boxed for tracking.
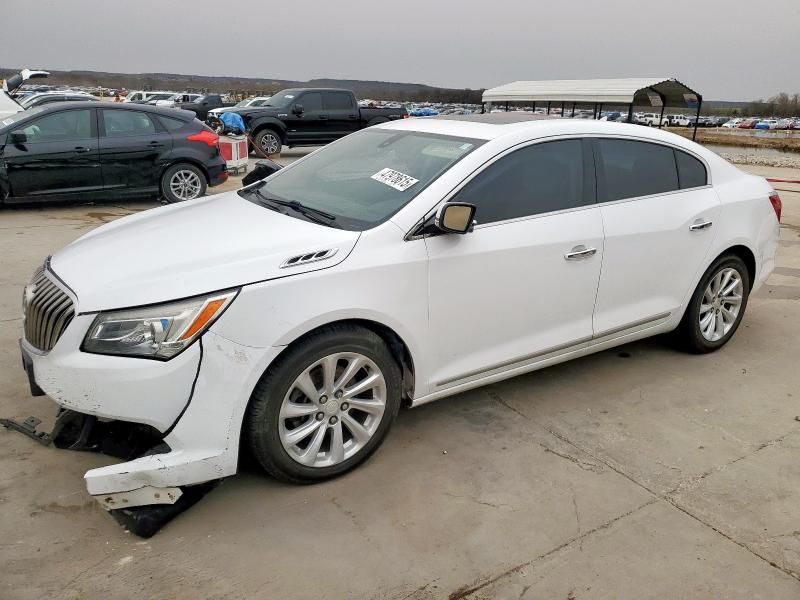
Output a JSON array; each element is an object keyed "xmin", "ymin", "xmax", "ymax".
[
  {"xmin": 220, "ymin": 88, "xmax": 407, "ymax": 154},
  {"xmin": 175, "ymin": 94, "xmax": 236, "ymax": 121}
]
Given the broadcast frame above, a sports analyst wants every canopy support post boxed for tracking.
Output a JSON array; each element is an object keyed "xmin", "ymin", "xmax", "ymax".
[
  {"xmin": 597, "ymin": 103, "xmax": 603, "ymax": 120},
  {"xmin": 693, "ymin": 98, "xmax": 703, "ymax": 141},
  {"xmin": 505, "ymin": 101, "xmax": 509, "ymax": 112},
  {"xmin": 561, "ymin": 101, "xmax": 565, "ymax": 118},
  {"xmin": 658, "ymin": 103, "xmax": 666, "ymax": 129},
  {"xmin": 627, "ymin": 104, "xmax": 633, "ymax": 123},
  {"xmin": 547, "ymin": 101, "xmax": 551, "ymax": 115},
  {"xmin": 571, "ymin": 102, "xmax": 576, "ymax": 117}
]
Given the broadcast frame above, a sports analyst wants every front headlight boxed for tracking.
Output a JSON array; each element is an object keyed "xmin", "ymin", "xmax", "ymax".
[{"xmin": 82, "ymin": 290, "xmax": 238, "ymax": 359}]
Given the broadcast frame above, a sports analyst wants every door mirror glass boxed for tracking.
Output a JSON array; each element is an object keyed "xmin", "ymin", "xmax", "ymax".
[
  {"xmin": 292, "ymin": 104, "xmax": 304, "ymax": 115},
  {"xmin": 9, "ymin": 130, "xmax": 27, "ymax": 144},
  {"xmin": 435, "ymin": 202, "xmax": 476, "ymax": 234}
]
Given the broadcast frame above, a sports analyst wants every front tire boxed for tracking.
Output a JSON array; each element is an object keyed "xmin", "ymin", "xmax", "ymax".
[
  {"xmin": 245, "ymin": 324, "xmax": 402, "ymax": 484},
  {"xmin": 161, "ymin": 163, "xmax": 206, "ymax": 203},
  {"xmin": 676, "ymin": 254, "xmax": 750, "ymax": 353}
]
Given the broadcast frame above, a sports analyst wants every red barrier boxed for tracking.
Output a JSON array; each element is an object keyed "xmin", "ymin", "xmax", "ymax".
[{"xmin": 766, "ymin": 178, "xmax": 800, "ymax": 184}]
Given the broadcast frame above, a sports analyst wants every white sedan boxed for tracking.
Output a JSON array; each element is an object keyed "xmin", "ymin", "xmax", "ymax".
[{"xmin": 18, "ymin": 116, "xmax": 781, "ymax": 528}]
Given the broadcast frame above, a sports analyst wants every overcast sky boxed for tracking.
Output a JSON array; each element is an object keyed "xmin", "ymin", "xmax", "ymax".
[{"xmin": 4, "ymin": 0, "xmax": 798, "ymax": 101}]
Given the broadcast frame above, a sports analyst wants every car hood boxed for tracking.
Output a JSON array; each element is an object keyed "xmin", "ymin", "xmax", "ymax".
[
  {"xmin": 226, "ymin": 107, "xmax": 282, "ymax": 118},
  {"xmin": 50, "ymin": 192, "xmax": 360, "ymax": 312}
]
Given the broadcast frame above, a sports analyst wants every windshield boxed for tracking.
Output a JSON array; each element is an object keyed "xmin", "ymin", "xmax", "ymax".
[
  {"xmin": 241, "ymin": 128, "xmax": 484, "ymax": 230},
  {"xmin": 263, "ymin": 90, "xmax": 298, "ymax": 108}
]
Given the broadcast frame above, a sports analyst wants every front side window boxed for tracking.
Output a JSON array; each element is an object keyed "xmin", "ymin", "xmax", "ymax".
[
  {"xmin": 298, "ymin": 92, "xmax": 323, "ymax": 112},
  {"xmin": 20, "ymin": 109, "xmax": 92, "ymax": 142},
  {"xmin": 103, "ymin": 110, "xmax": 157, "ymax": 136},
  {"xmin": 453, "ymin": 139, "xmax": 589, "ymax": 225},
  {"xmin": 244, "ymin": 129, "xmax": 483, "ymax": 230},
  {"xmin": 596, "ymin": 139, "xmax": 679, "ymax": 202}
]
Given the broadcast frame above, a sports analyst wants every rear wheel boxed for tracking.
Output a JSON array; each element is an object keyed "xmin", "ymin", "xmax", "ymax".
[
  {"xmin": 161, "ymin": 163, "xmax": 206, "ymax": 203},
  {"xmin": 675, "ymin": 255, "xmax": 750, "ymax": 353},
  {"xmin": 254, "ymin": 128, "xmax": 282, "ymax": 156},
  {"xmin": 245, "ymin": 324, "xmax": 402, "ymax": 483}
]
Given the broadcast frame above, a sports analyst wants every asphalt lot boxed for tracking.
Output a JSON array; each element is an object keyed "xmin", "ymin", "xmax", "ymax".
[{"xmin": 1, "ymin": 158, "xmax": 799, "ymax": 600}]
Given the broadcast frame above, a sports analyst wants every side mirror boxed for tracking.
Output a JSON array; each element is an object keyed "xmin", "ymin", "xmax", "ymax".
[
  {"xmin": 9, "ymin": 130, "xmax": 27, "ymax": 144},
  {"xmin": 292, "ymin": 104, "xmax": 304, "ymax": 115},
  {"xmin": 435, "ymin": 202, "xmax": 476, "ymax": 235}
]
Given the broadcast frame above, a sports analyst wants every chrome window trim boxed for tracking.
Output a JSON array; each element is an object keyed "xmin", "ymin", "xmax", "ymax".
[{"xmin": 404, "ymin": 132, "xmax": 713, "ymax": 240}]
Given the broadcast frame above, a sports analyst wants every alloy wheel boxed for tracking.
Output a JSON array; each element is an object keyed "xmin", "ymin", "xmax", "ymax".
[
  {"xmin": 279, "ymin": 352, "xmax": 387, "ymax": 468},
  {"xmin": 169, "ymin": 169, "xmax": 202, "ymax": 201},
  {"xmin": 699, "ymin": 267, "xmax": 743, "ymax": 342},
  {"xmin": 260, "ymin": 133, "xmax": 280, "ymax": 154}
]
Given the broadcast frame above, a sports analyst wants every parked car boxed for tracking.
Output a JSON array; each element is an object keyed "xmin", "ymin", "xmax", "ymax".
[
  {"xmin": 208, "ymin": 96, "xmax": 273, "ymax": 119},
  {"xmin": 15, "ymin": 116, "xmax": 780, "ymax": 535},
  {"xmin": 226, "ymin": 88, "xmax": 408, "ymax": 155},
  {"xmin": 722, "ymin": 118, "xmax": 743, "ymax": 128},
  {"xmin": 738, "ymin": 118, "xmax": 759, "ymax": 129},
  {"xmin": 154, "ymin": 93, "xmax": 203, "ymax": 108},
  {"xmin": 0, "ymin": 68, "xmax": 50, "ymax": 119},
  {"xmin": 18, "ymin": 91, "xmax": 99, "ymax": 109},
  {"xmin": 755, "ymin": 119, "xmax": 777, "ymax": 130},
  {"xmin": 123, "ymin": 90, "xmax": 176, "ymax": 104},
  {"xmin": 667, "ymin": 115, "xmax": 691, "ymax": 127},
  {"xmin": 174, "ymin": 94, "xmax": 236, "ymax": 121},
  {"xmin": 0, "ymin": 102, "xmax": 227, "ymax": 204}
]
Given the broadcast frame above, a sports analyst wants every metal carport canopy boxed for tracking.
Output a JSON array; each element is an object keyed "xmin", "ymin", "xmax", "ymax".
[{"xmin": 482, "ymin": 77, "xmax": 700, "ymax": 106}]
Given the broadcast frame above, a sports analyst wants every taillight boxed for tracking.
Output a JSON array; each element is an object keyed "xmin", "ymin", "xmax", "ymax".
[
  {"xmin": 187, "ymin": 130, "xmax": 219, "ymax": 147},
  {"xmin": 402, "ymin": 113, "xmax": 410, "ymax": 119},
  {"xmin": 769, "ymin": 192, "xmax": 782, "ymax": 222}
]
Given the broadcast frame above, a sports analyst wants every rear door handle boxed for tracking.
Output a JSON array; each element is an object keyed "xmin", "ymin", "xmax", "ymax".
[
  {"xmin": 148, "ymin": 141, "xmax": 164, "ymax": 147},
  {"xmin": 689, "ymin": 219, "xmax": 713, "ymax": 231},
  {"xmin": 565, "ymin": 245, "xmax": 597, "ymax": 260},
  {"xmin": 348, "ymin": 114, "xmax": 358, "ymax": 119},
  {"xmin": 74, "ymin": 146, "xmax": 91, "ymax": 153},
  {"xmin": 318, "ymin": 114, "xmax": 329, "ymax": 120}
]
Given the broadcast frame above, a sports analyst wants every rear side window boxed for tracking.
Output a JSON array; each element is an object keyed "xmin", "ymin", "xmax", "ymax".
[
  {"xmin": 326, "ymin": 92, "xmax": 354, "ymax": 110},
  {"xmin": 158, "ymin": 115, "xmax": 189, "ymax": 131},
  {"xmin": 675, "ymin": 150, "xmax": 707, "ymax": 189},
  {"xmin": 453, "ymin": 139, "xmax": 589, "ymax": 225},
  {"xmin": 103, "ymin": 110, "xmax": 157, "ymax": 136},
  {"xmin": 596, "ymin": 139, "xmax": 679, "ymax": 202}
]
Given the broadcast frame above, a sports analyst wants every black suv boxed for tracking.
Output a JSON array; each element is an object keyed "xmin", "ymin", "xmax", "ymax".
[{"xmin": 0, "ymin": 103, "xmax": 227, "ymax": 204}]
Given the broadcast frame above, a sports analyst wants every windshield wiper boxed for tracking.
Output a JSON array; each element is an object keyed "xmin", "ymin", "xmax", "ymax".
[{"xmin": 243, "ymin": 183, "xmax": 340, "ymax": 227}]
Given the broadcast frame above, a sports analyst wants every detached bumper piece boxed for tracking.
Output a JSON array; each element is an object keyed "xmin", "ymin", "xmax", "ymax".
[{"xmin": 1, "ymin": 408, "xmax": 220, "ymax": 538}]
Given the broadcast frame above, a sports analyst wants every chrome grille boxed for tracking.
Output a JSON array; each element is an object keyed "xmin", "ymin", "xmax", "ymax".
[{"xmin": 23, "ymin": 267, "xmax": 74, "ymax": 352}]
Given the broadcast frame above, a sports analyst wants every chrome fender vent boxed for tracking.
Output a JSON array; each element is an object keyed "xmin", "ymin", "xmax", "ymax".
[{"xmin": 280, "ymin": 248, "xmax": 339, "ymax": 269}]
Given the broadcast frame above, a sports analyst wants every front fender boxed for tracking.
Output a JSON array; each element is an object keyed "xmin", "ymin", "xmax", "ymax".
[{"xmin": 249, "ymin": 117, "xmax": 288, "ymax": 142}]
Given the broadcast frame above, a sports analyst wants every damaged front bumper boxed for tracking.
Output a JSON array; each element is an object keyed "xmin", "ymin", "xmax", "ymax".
[{"xmin": 6, "ymin": 330, "xmax": 280, "ymax": 536}]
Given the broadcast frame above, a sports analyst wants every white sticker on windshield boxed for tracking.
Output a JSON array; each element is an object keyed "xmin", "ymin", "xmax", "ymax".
[
  {"xmin": 371, "ymin": 168, "xmax": 419, "ymax": 192},
  {"xmin": 1, "ymin": 118, "xmax": 12, "ymax": 127}
]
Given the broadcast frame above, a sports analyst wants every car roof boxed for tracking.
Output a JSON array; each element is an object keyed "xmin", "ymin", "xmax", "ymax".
[
  {"xmin": 30, "ymin": 101, "xmax": 196, "ymax": 119},
  {"xmin": 376, "ymin": 113, "xmax": 716, "ymax": 154}
]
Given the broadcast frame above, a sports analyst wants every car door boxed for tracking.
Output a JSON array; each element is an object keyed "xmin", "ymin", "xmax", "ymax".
[
  {"xmin": 4, "ymin": 107, "xmax": 102, "ymax": 199},
  {"xmin": 285, "ymin": 91, "xmax": 326, "ymax": 144},
  {"xmin": 323, "ymin": 91, "xmax": 360, "ymax": 139},
  {"xmin": 98, "ymin": 109, "xmax": 173, "ymax": 194},
  {"xmin": 591, "ymin": 138, "xmax": 720, "ymax": 338},
  {"xmin": 425, "ymin": 139, "xmax": 604, "ymax": 390}
]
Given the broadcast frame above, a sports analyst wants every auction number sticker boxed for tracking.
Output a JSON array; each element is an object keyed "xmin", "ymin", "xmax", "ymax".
[{"xmin": 371, "ymin": 168, "xmax": 419, "ymax": 192}]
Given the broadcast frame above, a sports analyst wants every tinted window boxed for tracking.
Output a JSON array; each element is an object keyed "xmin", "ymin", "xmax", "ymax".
[
  {"xmin": 675, "ymin": 150, "xmax": 707, "ymax": 189},
  {"xmin": 453, "ymin": 140, "xmax": 587, "ymax": 224},
  {"xmin": 157, "ymin": 115, "xmax": 188, "ymax": 131},
  {"xmin": 20, "ymin": 109, "xmax": 92, "ymax": 142},
  {"xmin": 326, "ymin": 92, "xmax": 354, "ymax": 110},
  {"xmin": 103, "ymin": 110, "xmax": 157, "ymax": 136},
  {"xmin": 299, "ymin": 92, "xmax": 323, "ymax": 112},
  {"xmin": 596, "ymin": 139, "xmax": 679, "ymax": 202}
]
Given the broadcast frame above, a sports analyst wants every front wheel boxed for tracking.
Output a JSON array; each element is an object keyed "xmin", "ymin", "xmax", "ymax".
[
  {"xmin": 675, "ymin": 255, "xmax": 750, "ymax": 353},
  {"xmin": 245, "ymin": 325, "xmax": 402, "ymax": 483}
]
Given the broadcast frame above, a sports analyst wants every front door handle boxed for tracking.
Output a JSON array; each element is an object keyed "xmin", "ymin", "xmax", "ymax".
[
  {"xmin": 348, "ymin": 114, "xmax": 358, "ymax": 119},
  {"xmin": 148, "ymin": 141, "xmax": 164, "ymax": 147},
  {"xmin": 565, "ymin": 245, "xmax": 597, "ymax": 260},
  {"xmin": 74, "ymin": 146, "xmax": 92, "ymax": 153},
  {"xmin": 318, "ymin": 114, "xmax": 329, "ymax": 120},
  {"xmin": 689, "ymin": 219, "xmax": 713, "ymax": 231}
]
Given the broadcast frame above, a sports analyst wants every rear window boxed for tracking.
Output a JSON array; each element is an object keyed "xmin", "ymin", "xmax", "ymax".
[
  {"xmin": 596, "ymin": 139, "xmax": 679, "ymax": 202},
  {"xmin": 675, "ymin": 150, "xmax": 707, "ymax": 189}
]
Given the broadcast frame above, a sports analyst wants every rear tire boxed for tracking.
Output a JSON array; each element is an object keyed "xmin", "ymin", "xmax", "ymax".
[
  {"xmin": 675, "ymin": 254, "xmax": 750, "ymax": 353},
  {"xmin": 161, "ymin": 163, "xmax": 206, "ymax": 203},
  {"xmin": 245, "ymin": 324, "xmax": 402, "ymax": 484},
  {"xmin": 254, "ymin": 128, "xmax": 282, "ymax": 156}
]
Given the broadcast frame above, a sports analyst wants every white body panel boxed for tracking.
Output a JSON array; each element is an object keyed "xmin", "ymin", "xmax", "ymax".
[{"xmin": 21, "ymin": 118, "xmax": 779, "ymax": 500}]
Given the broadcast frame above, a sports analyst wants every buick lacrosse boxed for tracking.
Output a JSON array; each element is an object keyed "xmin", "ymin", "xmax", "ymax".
[{"xmin": 17, "ymin": 115, "xmax": 780, "ymax": 525}]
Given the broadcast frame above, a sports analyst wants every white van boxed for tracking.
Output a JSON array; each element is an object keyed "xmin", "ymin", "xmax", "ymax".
[{"xmin": 123, "ymin": 90, "xmax": 175, "ymax": 104}]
